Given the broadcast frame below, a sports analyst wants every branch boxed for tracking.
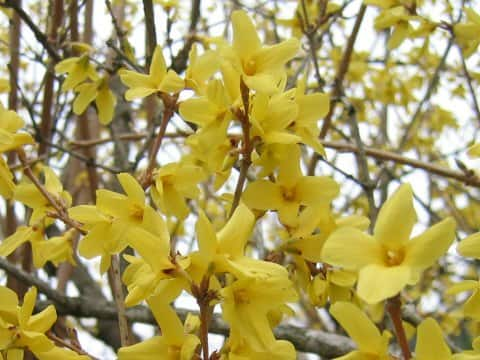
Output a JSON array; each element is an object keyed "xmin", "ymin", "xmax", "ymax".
[
  {"xmin": 322, "ymin": 140, "xmax": 480, "ymax": 187},
  {"xmin": 319, "ymin": 4, "xmax": 367, "ymax": 139},
  {"xmin": 0, "ymin": 255, "xmax": 356, "ymax": 357},
  {"xmin": 1, "ymin": 0, "xmax": 61, "ymax": 62}
]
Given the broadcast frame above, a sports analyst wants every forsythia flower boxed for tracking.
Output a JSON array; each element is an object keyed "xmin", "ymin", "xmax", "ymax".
[
  {"xmin": 118, "ymin": 298, "xmax": 200, "ymax": 359},
  {"xmin": 14, "ymin": 166, "xmax": 72, "ymax": 225},
  {"xmin": 330, "ymin": 301, "xmax": 391, "ymax": 359},
  {"xmin": 223, "ymin": 10, "xmax": 299, "ymax": 94},
  {"xmin": 0, "ymin": 103, "xmax": 34, "ymax": 153},
  {"xmin": 221, "ymin": 276, "xmax": 297, "ymax": 359},
  {"xmin": 415, "ymin": 318, "xmax": 452, "ymax": 360},
  {"xmin": 151, "ymin": 162, "xmax": 206, "ymax": 219},
  {"xmin": 0, "ymin": 286, "xmax": 88, "ymax": 359},
  {"xmin": 0, "ymin": 225, "xmax": 76, "ymax": 268},
  {"xmin": 73, "ymin": 75, "xmax": 116, "ymax": 125},
  {"xmin": 55, "ymin": 54, "xmax": 98, "ymax": 91},
  {"xmin": 243, "ymin": 145, "xmax": 339, "ymax": 226},
  {"xmin": 322, "ymin": 183, "xmax": 456, "ymax": 304},
  {"xmin": 119, "ymin": 45, "xmax": 184, "ymax": 100}
]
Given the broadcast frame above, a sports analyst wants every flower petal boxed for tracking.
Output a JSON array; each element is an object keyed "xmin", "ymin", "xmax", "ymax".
[
  {"xmin": 404, "ymin": 217, "xmax": 456, "ymax": 271},
  {"xmin": 374, "ymin": 183, "xmax": 416, "ymax": 249},
  {"xmin": 415, "ymin": 318, "xmax": 451, "ymax": 359},
  {"xmin": 330, "ymin": 301, "xmax": 383, "ymax": 353},
  {"xmin": 231, "ymin": 10, "xmax": 261, "ymax": 59},
  {"xmin": 457, "ymin": 232, "xmax": 480, "ymax": 258},
  {"xmin": 321, "ymin": 227, "xmax": 382, "ymax": 270},
  {"xmin": 357, "ymin": 264, "xmax": 411, "ymax": 304}
]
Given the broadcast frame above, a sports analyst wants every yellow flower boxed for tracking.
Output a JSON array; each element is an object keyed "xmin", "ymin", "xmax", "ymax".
[
  {"xmin": 119, "ymin": 45, "xmax": 184, "ymax": 100},
  {"xmin": 415, "ymin": 318, "xmax": 452, "ymax": 360},
  {"xmin": 0, "ymin": 104, "xmax": 34, "ymax": 153},
  {"xmin": 249, "ymin": 91, "xmax": 301, "ymax": 145},
  {"xmin": 454, "ymin": 8, "xmax": 480, "ymax": 57},
  {"xmin": 0, "ymin": 78, "xmax": 10, "ymax": 93},
  {"xmin": 0, "ymin": 156, "xmax": 15, "ymax": 199},
  {"xmin": 224, "ymin": 10, "xmax": 299, "ymax": 94},
  {"xmin": 118, "ymin": 298, "xmax": 200, "ymax": 360},
  {"xmin": 14, "ymin": 166, "xmax": 72, "ymax": 225},
  {"xmin": 321, "ymin": 183, "xmax": 456, "ymax": 304},
  {"xmin": 446, "ymin": 279, "xmax": 480, "ymax": 320},
  {"xmin": 221, "ymin": 276, "xmax": 297, "ymax": 358},
  {"xmin": 55, "ymin": 54, "xmax": 98, "ymax": 91},
  {"xmin": 73, "ymin": 76, "xmax": 117, "ymax": 125},
  {"xmin": 457, "ymin": 232, "xmax": 480, "ymax": 258},
  {"xmin": 330, "ymin": 301, "xmax": 391, "ymax": 359},
  {"xmin": 184, "ymin": 44, "xmax": 220, "ymax": 94},
  {"xmin": 243, "ymin": 145, "xmax": 339, "ymax": 226},
  {"xmin": 290, "ymin": 79, "xmax": 330, "ymax": 155},
  {"xmin": 0, "ymin": 225, "xmax": 76, "ymax": 269},
  {"xmin": 151, "ymin": 162, "xmax": 206, "ymax": 219},
  {"xmin": 179, "ymin": 79, "xmax": 232, "ymax": 147}
]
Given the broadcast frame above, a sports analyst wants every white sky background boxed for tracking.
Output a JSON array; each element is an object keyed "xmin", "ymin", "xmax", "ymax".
[{"xmin": 1, "ymin": 0, "xmax": 480, "ymax": 358}]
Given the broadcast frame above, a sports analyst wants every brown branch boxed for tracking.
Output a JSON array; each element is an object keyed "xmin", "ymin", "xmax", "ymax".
[
  {"xmin": 141, "ymin": 94, "xmax": 178, "ymax": 189},
  {"xmin": 38, "ymin": 0, "xmax": 64, "ymax": 157},
  {"xmin": 322, "ymin": 140, "xmax": 480, "ymax": 187},
  {"xmin": 229, "ymin": 79, "xmax": 252, "ymax": 217},
  {"xmin": 386, "ymin": 295, "xmax": 411, "ymax": 360},
  {"xmin": 457, "ymin": 44, "xmax": 480, "ymax": 125},
  {"xmin": 108, "ymin": 255, "xmax": 131, "ymax": 346},
  {"xmin": 1, "ymin": 0, "xmax": 61, "ymax": 62},
  {"xmin": 143, "ymin": 0, "xmax": 157, "ymax": 68},
  {"xmin": 319, "ymin": 4, "xmax": 366, "ymax": 139}
]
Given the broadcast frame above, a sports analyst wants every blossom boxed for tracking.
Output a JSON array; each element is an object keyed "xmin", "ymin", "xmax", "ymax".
[
  {"xmin": 55, "ymin": 54, "xmax": 98, "ymax": 91},
  {"xmin": 321, "ymin": 183, "xmax": 456, "ymax": 304},
  {"xmin": 119, "ymin": 45, "xmax": 184, "ymax": 100},
  {"xmin": 223, "ymin": 10, "xmax": 299, "ymax": 94},
  {"xmin": 243, "ymin": 145, "xmax": 339, "ymax": 226},
  {"xmin": 73, "ymin": 76, "xmax": 116, "ymax": 124},
  {"xmin": 330, "ymin": 301, "xmax": 391, "ymax": 359},
  {"xmin": 118, "ymin": 298, "xmax": 200, "ymax": 359}
]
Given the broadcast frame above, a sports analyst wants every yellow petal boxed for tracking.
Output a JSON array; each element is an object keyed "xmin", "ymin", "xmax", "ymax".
[
  {"xmin": 415, "ymin": 318, "xmax": 451, "ymax": 360},
  {"xmin": 96, "ymin": 82, "xmax": 116, "ymax": 125},
  {"xmin": 255, "ymin": 38, "xmax": 299, "ymax": 72},
  {"xmin": 321, "ymin": 228, "xmax": 382, "ymax": 270},
  {"xmin": 217, "ymin": 203, "xmax": 254, "ymax": 258},
  {"xmin": 446, "ymin": 280, "xmax": 479, "ymax": 295},
  {"xmin": 118, "ymin": 336, "xmax": 169, "ymax": 360},
  {"xmin": 0, "ymin": 226, "xmax": 32, "ymax": 256},
  {"xmin": 242, "ymin": 180, "xmax": 283, "ymax": 211},
  {"xmin": 73, "ymin": 83, "xmax": 97, "ymax": 115},
  {"xmin": 117, "ymin": 172, "xmax": 145, "ymax": 204},
  {"xmin": 464, "ymin": 290, "xmax": 480, "ymax": 320},
  {"xmin": 196, "ymin": 209, "xmax": 217, "ymax": 263},
  {"xmin": 27, "ymin": 305, "xmax": 56, "ymax": 333},
  {"xmin": 231, "ymin": 10, "xmax": 261, "ymax": 59},
  {"xmin": 19, "ymin": 287, "xmax": 37, "ymax": 328},
  {"xmin": 374, "ymin": 183, "xmax": 416, "ymax": 250},
  {"xmin": 149, "ymin": 45, "xmax": 167, "ymax": 82},
  {"xmin": 458, "ymin": 232, "xmax": 480, "ymax": 258},
  {"xmin": 296, "ymin": 176, "xmax": 339, "ymax": 205},
  {"xmin": 158, "ymin": 70, "xmax": 184, "ymax": 93},
  {"xmin": 330, "ymin": 301, "xmax": 384, "ymax": 353},
  {"xmin": 404, "ymin": 217, "xmax": 456, "ymax": 270},
  {"xmin": 125, "ymin": 87, "xmax": 158, "ymax": 101},
  {"xmin": 147, "ymin": 300, "xmax": 184, "ymax": 346},
  {"xmin": 357, "ymin": 264, "xmax": 411, "ymax": 304}
]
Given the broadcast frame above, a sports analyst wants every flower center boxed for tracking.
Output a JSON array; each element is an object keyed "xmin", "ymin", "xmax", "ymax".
[
  {"xmin": 281, "ymin": 186, "xmax": 296, "ymax": 201},
  {"xmin": 233, "ymin": 289, "xmax": 250, "ymax": 305},
  {"xmin": 244, "ymin": 58, "xmax": 257, "ymax": 76},
  {"xmin": 129, "ymin": 203, "xmax": 144, "ymax": 221},
  {"xmin": 384, "ymin": 248, "xmax": 405, "ymax": 266}
]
